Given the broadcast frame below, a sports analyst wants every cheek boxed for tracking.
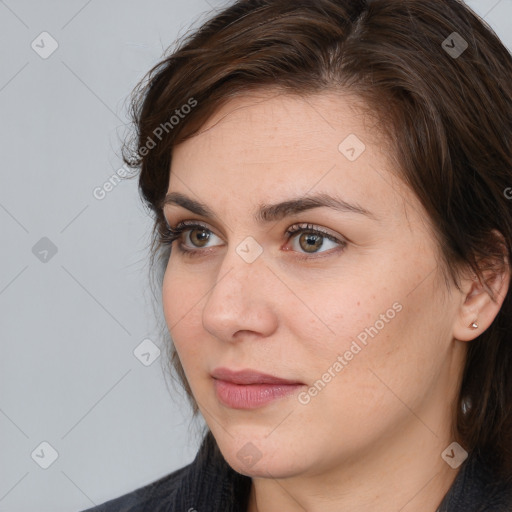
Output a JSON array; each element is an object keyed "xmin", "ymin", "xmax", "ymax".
[
  {"xmin": 305, "ymin": 278, "xmax": 449, "ymax": 415},
  {"xmin": 162, "ymin": 264, "xmax": 205, "ymax": 357},
  {"xmin": 297, "ymin": 269, "xmax": 435, "ymax": 390},
  {"xmin": 161, "ymin": 264, "xmax": 181, "ymax": 329},
  {"xmin": 288, "ymin": 272, "xmax": 401, "ymax": 359}
]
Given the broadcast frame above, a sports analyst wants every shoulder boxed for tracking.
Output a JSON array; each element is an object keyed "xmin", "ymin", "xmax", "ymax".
[
  {"xmin": 79, "ymin": 462, "xmax": 191, "ymax": 512},
  {"xmin": 439, "ymin": 448, "xmax": 512, "ymax": 512},
  {"xmin": 473, "ymin": 455, "xmax": 512, "ymax": 512},
  {"xmin": 79, "ymin": 431, "xmax": 251, "ymax": 512}
]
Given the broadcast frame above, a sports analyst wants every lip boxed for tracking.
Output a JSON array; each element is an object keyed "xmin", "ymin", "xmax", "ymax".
[
  {"xmin": 211, "ymin": 367, "xmax": 304, "ymax": 409},
  {"xmin": 211, "ymin": 367, "xmax": 303, "ymax": 385}
]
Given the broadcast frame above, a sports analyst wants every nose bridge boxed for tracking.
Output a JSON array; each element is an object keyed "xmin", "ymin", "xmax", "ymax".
[
  {"xmin": 201, "ymin": 240, "xmax": 276, "ymax": 339},
  {"xmin": 207, "ymin": 242, "xmax": 265, "ymax": 309}
]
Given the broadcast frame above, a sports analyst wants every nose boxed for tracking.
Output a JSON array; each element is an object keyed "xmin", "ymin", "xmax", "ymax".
[{"xmin": 201, "ymin": 247, "xmax": 279, "ymax": 342}]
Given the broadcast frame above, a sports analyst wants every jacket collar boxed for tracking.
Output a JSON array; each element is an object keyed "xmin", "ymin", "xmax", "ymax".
[{"xmin": 167, "ymin": 430, "xmax": 251, "ymax": 512}]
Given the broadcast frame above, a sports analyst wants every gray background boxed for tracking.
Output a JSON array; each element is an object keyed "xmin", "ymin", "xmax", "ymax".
[{"xmin": 0, "ymin": 1, "xmax": 510, "ymax": 511}]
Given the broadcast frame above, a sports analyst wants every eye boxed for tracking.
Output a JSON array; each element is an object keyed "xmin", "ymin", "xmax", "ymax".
[
  {"xmin": 183, "ymin": 225, "xmax": 221, "ymax": 248},
  {"xmin": 161, "ymin": 220, "xmax": 346, "ymax": 259},
  {"xmin": 284, "ymin": 223, "xmax": 346, "ymax": 255},
  {"xmin": 161, "ymin": 221, "xmax": 224, "ymax": 253}
]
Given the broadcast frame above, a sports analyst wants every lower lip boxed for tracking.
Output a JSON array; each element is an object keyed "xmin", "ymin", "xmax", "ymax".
[{"xmin": 213, "ymin": 379, "xmax": 303, "ymax": 409}]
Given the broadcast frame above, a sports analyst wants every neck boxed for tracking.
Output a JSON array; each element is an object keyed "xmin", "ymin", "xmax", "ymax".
[{"xmin": 246, "ymin": 417, "xmax": 461, "ymax": 512}]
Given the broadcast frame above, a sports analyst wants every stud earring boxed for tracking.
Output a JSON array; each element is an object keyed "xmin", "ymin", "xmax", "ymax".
[{"xmin": 469, "ymin": 320, "xmax": 478, "ymax": 329}]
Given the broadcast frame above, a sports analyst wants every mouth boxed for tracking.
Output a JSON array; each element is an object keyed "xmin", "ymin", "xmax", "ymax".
[{"xmin": 211, "ymin": 367, "xmax": 305, "ymax": 409}]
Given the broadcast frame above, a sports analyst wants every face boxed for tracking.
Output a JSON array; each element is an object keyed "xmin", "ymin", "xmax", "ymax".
[{"xmin": 161, "ymin": 90, "xmax": 467, "ymax": 479}]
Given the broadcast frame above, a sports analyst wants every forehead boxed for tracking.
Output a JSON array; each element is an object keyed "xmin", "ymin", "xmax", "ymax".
[
  {"xmin": 168, "ymin": 90, "xmax": 419, "ymax": 228},
  {"xmin": 181, "ymin": 90, "xmax": 376, "ymax": 159}
]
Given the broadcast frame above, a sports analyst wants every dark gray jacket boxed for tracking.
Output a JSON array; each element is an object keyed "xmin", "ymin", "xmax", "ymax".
[{"xmin": 81, "ymin": 431, "xmax": 512, "ymax": 512}]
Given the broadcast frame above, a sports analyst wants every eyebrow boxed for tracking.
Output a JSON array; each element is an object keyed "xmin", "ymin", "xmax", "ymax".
[{"xmin": 161, "ymin": 191, "xmax": 377, "ymax": 223}]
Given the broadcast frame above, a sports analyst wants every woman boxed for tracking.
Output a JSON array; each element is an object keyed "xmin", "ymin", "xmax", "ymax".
[{"xmin": 83, "ymin": 0, "xmax": 512, "ymax": 510}]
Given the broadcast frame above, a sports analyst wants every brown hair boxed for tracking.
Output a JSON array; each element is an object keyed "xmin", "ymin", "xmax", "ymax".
[{"xmin": 124, "ymin": 0, "xmax": 512, "ymax": 478}]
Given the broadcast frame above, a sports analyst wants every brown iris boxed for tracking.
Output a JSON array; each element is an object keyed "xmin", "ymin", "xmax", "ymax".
[
  {"xmin": 189, "ymin": 227, "xmax": 211, "ymax": 247},
  {"xmin": 299, "ymin": 232, "xmax": 323, "ymax": 253}
]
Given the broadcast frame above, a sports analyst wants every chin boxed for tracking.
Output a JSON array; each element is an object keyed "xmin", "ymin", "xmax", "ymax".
[
  {"xmin": 212, "ymin": 427, "xmax": 311, "ymax": 479},
  {"xmin": 225, "ymin": 450, "xmax": 306, "ymax": 479}
]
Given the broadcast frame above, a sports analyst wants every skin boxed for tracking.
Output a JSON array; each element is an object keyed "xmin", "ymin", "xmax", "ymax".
[{"xmin": 161, "ymin": 90, "xmax": 509, "ymax": 512}]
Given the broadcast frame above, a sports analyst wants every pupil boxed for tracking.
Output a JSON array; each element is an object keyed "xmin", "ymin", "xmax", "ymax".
[
  {"xmin": 301, "ymin": 233, "xmax": 322, "ymax": 252},
  {"xmin": 191, "ymin": 228, "xmax": 210, "ymax": 246}
]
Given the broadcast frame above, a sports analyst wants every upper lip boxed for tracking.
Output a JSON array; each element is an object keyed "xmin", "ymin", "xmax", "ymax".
[{"xmin": 211, "ymin": 367, "xmax": 303, "ymax": 385}]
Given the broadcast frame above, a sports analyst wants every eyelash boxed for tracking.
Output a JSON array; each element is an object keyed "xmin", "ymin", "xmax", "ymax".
[{"xmin": 161, "ymin": 220, "xmax": 347, "ymax": 260}]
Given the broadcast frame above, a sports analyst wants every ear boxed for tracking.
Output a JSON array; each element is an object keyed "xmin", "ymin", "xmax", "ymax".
[{"xmin": 452, "ymin": 230, "xmax": 510, "ymax": 342}]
